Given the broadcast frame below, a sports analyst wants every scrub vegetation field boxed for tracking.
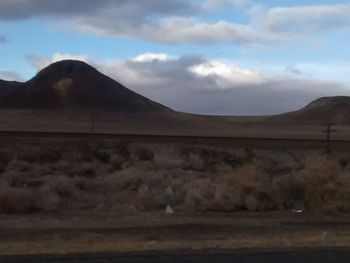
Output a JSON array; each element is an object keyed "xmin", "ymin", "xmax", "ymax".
[
  {"xmin": 1, "ymin": 134, "xmax": 350, "ymax": 214},
  {"xmin": 1, "ymin": 133, "xmax": 350, "ymax": 255}
]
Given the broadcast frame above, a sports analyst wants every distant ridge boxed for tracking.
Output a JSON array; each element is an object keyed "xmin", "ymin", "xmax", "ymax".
[
  {"xmin": 271, "ymin": 96, "xmax": 350, "ymax": 124},
  {"xmin": 1, "ymin": 60, "xmax": 350, "ymax": 126},
  {"xmin": 0, "ymin": 79, "xmax": 22, "ymax": 97},
  {"xmin": 0, "ymin": 60, "xmax": 172, "ymax": 113}
]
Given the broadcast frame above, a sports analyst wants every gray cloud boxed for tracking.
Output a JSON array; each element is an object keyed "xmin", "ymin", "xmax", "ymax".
[
  {"xmin": 1, "ymin": 1, "xmax": 349, "ymax": 45},
  {"xmin": 76, "ymin": 17, "xmax": 261, "ymax": 45},
  {"xmin": 29, "ymin": 53, "xmax": 349, "ymax": 115},
  {"xmin": 199, "ymin": 0, "xmax": 251, "ymax": 10},
  {"xmin": 0, "ymin": 0, "xmax": 189, "ymax": 20},
  {"xmin": 285, "ymin": 64, "xmax": 302, "ymax": 76},
  {"xmin": 0, "ymin": 0, "xmax": 115, "ymax": 20},
  {"xmin": 265, "ymin": 4, "xmax": 350, "ymax": 34},
  {"xmin": 101, "ymin": 59, "xmax": 346, "ymax": 115},
  {"xmin": 0, "ymin": 70, "xmax": 22, "ymax": 81}
]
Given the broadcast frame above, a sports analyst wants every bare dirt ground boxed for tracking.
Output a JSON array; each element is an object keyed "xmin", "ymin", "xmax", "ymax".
[
  {"xmin": 1, "ymin": 211, "xmax": 350, "ymax": 256},
  {"xmin": 1, "ymin": 109, "xmax": 350, "ymax": 140},
  {"xmin": 0, "ymin": 130, "xmax": 348, "ymax": 152},
  {"xmin": 2, "ymin": 249, "xmax": 350, "ymax": 263}
]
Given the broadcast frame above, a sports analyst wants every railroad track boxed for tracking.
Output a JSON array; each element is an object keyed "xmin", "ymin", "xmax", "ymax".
[{"xmin": 0, "ymin": 130, "xmax": 347, "ymax": 151}]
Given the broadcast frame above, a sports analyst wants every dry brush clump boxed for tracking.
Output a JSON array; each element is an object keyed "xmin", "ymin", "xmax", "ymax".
[
  {"xmin": 184, "ymin": 163, "xmax": 273, "ymax": 212},
  {"xmin": 1, "ymin": 139, "xmax": 350, "ymax": 214},
  {"xmin": 295, "ymin": 155, "xmax": 350, "ymax": 212}
]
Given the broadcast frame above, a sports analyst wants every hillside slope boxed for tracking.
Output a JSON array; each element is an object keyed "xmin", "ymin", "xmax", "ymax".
[
  {"xmin": 0, "ymin": 60, "xmax": 172, "ymax": 113},
  {"xmin": 0, "ymin": 79, "xmax": 22, "ymax": 98},
  {"xmin": 269, "ymin": 96, "xmax": 350, "ymax": 124}
]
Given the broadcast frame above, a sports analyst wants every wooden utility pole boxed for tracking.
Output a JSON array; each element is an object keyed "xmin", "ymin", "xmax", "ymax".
[
  {"xmin": 90, "ymin": 103, "xmax": 95, "ymax": 134},
  {"xmin": 90, "ymin": 85, "xmax": 96, "ymax": 134},
  {"xmin": 322, "ymin": 123, "xmax": 337, "ymax": 158}
]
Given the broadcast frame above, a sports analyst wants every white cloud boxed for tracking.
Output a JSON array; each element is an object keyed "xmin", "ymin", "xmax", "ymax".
[
  {"xmin": 189, "ymin": 61, "xmax": 264, "ymax": 88},
  {"xmin": 133, "ymin": 53, "xmax": 174, "ymax": 63}
]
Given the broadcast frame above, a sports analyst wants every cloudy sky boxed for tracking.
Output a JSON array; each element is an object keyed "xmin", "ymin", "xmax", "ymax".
[{"xmin": 0, "ymin": 0, "xmax": 349, "ymax": 115}]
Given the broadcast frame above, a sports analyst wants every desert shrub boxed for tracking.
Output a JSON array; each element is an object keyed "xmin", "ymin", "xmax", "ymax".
[
  {"xmin": 2, "ymin": 161, "xmax": 53, "ymax": 189},
  {"xmin": 7, "ymin": 160, "xmax": 32, "ymax": 173},
  {"xmin": 217, "ymin": 164, "xmax": 273, "ymax": 211},
  {"xmin": 273, "ymin": 155, "xmax": 350, "ymax": 212},
  {"xmin": 190, "ymin": 148, "xmax": 221, "ymax": 171},
  {"xmin": 33, "ymin": 186, "xmax": 61, "ymax": 211},
  {"xmin": 0, "ymin": 150, "xmax": 15, "ymax": 166},
  {"xmin": 17, "ymin": 147, "xmax": 62, "ymax": 163},
  {"xmin": 71, "ymin": 162, "xmax": 99, "ymax": 178},
  {"xmin": 113, "ymin": 142, "xmax": 130, "ymax": 160},
  {"xmin": 48, "ymin": 160, "xmax": 94, "ymax": 178},
  {"xmin": 0, "ymin": 175, "xmax": 86, "ymax": 213},
  {"xmin": 182, "ymin": 153, "xmax": 204, "ymax": 171},
  {"xmin": 223, "ymin": 154, "xmax": 247, "ymax": 168},
  {"xmin": 0, "ymin": 180, "xmax": 30, "ymax": 213},
  {"xmin": 333, "ymin": 173, "xmax": 350, "ymax": 211},
  {"xmin": 153, "ymin": 145, "xmax": 183, "ymax": 169},
  {"xmin": 274, "ymin": 172, "xmax": 306, "ymax": 210},
  {"xmin": 72, "ymin": 142, "xmax": 95, "ymax": 161},
  {"xmin": 185, "ymin": 178, "xmax": 218, "ymax": 211},
  {"xmin": 0, "ymin": 163, "xmax": 6, "ymax": 174},
  {"xmin": 185, "ymin": 164, "xmax": 274, "ymax": 212},
  {"xmin": 302, "ymin": 156, "xmax": 343, "ymax": 212},
  {"xmin": 132, "ymin": 146, "xmax": 154, "ymax": 162},
  {"xmin": 135, "ymin": 185, "xmax": 166, "ymax": 210},
  {"xmin": 99, "ymin": 171, "xmax": 144, "ymax": 192},
  {"xmin": 254, "ymin": 150, "xmax": 302, "ymax": 177},
  {"xmin": 93, "ymin": 149, "xmax": 111, "ymax": 163},
  {"xmin": 136, "ymin": 185, "xmax": 154, "ymax": 210},
  {"xmin": 71, "ymin": 176, "xmax": 99, "ymax": 193},
  {"xmin": 47, "ymin": 175, "xmax": 77, "ymax": 199},
  {"xmin": 2, "ymin": 162, "xmax": 33, "ymax": 188},
  {"xmin": 180, "ymin": 146, "xmax": 237, "ymax": 172},
  {"xmin": 62, "ymin": 150, "xmax": 84, "ymax": 162},
  {"xmin": 110, "ymin": 154, "xmax": 125, "ymax": 170},
  {"xmin": 245, "ymin": 148, "xmax": 256, "ymax": 160}
]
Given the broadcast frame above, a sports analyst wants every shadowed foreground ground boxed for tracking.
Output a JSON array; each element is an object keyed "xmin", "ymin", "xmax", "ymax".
[
  {"xmin": 1, "ymin": 212, "xmax": 350, "ymax": 256},
  {"xmin": 1, "ymin": 249, "xmax": 350, "ymax": 263}
]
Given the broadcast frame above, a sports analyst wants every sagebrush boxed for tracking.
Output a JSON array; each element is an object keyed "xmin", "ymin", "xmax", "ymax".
[{"xmin": 0, "ymin": 140, "xmax": 349, "ymax": 214}]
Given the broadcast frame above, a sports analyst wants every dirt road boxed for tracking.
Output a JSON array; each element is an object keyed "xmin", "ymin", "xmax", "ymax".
[{"xmin": 1, "ymin": 249, "xmax": 350, "ymax": 263}]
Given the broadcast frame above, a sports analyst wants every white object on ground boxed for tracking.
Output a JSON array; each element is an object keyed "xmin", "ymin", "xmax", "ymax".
[
  {"xmin": 165, "ymin": 205, "xmax": 174, "ymax": 214},
  {"xmin": 292, "ymin": 209, "xmax": 303, "ymax": 213}
]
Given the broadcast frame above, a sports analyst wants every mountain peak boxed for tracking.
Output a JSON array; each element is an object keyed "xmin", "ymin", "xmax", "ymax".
[
  {"xmin": 37, "ymin": 60, "xmax": 96, "ymax": 78},
  {"xmin": 0, "ymin": 60, "xmax": 172, "ymax": 113}
]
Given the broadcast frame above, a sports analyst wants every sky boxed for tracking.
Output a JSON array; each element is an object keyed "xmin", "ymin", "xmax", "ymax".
[{"xmin": 0, "ymin": 0, "xmax": 349, "ymax": 115}]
